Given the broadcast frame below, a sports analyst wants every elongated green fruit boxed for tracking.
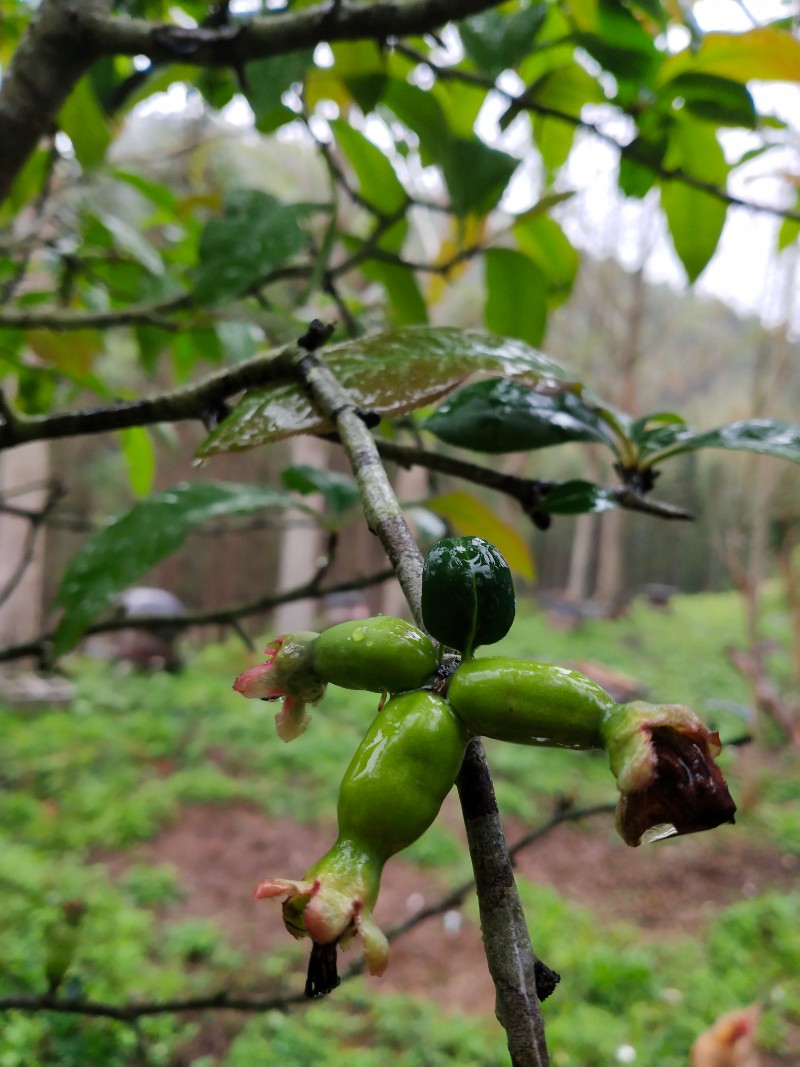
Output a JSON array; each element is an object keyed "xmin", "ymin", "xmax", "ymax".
[
  {"xmin": 256, "ymin": 690, "xmax": 470, "ymax": 983},
  {"xmin": 336, "ymin": 688, "xmax": 469, "ymax": 859},
  {"xmin": 421, "ymin": 536, "xmax": 515, "ymax": 657},
  {"xmin": 446, "ymin": 657, "xmax": 614, "ymax": 748},
  {"xmin": 310, "ymin": 617, "xmax": 438, "ymax": 695},
  {"xmin": 446, "ymin": 656, "xmax": 737, "ymax": 847}
]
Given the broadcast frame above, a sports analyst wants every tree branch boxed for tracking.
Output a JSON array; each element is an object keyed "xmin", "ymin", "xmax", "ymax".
[
  {"xmin": 0, "ymin": 568, "xmax": 394, "ymax": 665},
  {"xmin": 0, "ymin": 0, "xmax": 113, "ymax": 205},
  {"xmin": 0, "ymin": 345, "xmax": 295, "ymax": 453},
  {"xmin": 377, "ymin": 438, "xmax": 693, "ymax": 522},
  {"xmin": 0, "ymin": 0, "xmax": 510, "ymax": 205}
]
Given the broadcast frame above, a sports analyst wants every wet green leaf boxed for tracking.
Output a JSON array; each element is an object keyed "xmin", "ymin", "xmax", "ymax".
[
  {"xmin": 424, "ymin": 378, "xmax": 614, "ymax": 453},
  {"xmin": 194, "ymin": 189, "xmax": 314, "ymax": 305},
  {"xmin": 198, "ymin": 327, "xmax": 569, "ymax": 456},
  {"xmin": 642, "ymin": 419, "xmax": 800, "ymax": 467},
  {"xmin": 52, "ymin": 482, "xmax": 304, "ymax": 655},
  {"xmin": 539, "ymin": 480, "xmax": 618, "ymax": 514},
  {"xmin": 281, "ymin": 465, "xmax": 361, "ymax": 517}
]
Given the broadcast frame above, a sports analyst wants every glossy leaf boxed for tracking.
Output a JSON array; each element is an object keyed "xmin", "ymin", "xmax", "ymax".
[
  {"xmin": 539, "ymin": 481, "xmax": 618, "ymax": 515},
  {"xmin": 281, "ymin": 465, "xmax": 361, "ymax": 517},
  {"xmin": 459, "ymin": 5, "xmax": 547, "ymax": 80},
  {"xmin": 198, "ymin": 327, "xmax": 568, "ymax": 456},
  {"xmin": 194, "ymin": 189, "xmax": 314, "ymax": 305},
  {"xmin": 660, "ymin": 118, "xmax": 728, "ymax": 282},
  {"xmin": 484, "ymin": 249, "xmax": 547, "ymax": 346},
  {"xmin": 641, "ymin": 419, "xmax": 800, "ymax": 467},
  {"xmin": 52, "ymin": 482, "xmax": 306, "ymax": 655},
  {"xmin": 423, "ymin": 378, "xmax": 614, "ymax": 454},
  {"xmin": 426, "ymin": 491, "xmax": 534, "ymax": 580}
]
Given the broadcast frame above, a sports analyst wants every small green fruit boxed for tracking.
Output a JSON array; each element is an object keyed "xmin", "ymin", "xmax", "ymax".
[{"xmin": 421, "ymin": 536, "xmax": 515, "ymax": 657}]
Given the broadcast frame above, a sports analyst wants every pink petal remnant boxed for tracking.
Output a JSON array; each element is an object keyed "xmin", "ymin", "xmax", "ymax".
[{"xmin": 232, "ymin": 633, "xmax": 326, "ymax": 742}]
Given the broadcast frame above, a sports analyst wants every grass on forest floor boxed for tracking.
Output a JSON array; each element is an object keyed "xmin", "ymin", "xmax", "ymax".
[{"xmin": 1, "ymin": 589, "xmax": 798, "ymax": 1067}]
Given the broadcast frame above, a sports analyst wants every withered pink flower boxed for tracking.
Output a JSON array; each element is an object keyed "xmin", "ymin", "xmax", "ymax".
[
  {"xmin": 602, "ymin": 701, "xmax": 737, "ymax": 846},
  {"xmin": 232, "ymin": 632, "xmax": 326, "ymax": 742},
  {"xmin": 255, "ymin": 841, "xmax": 388, "ymax": 997}
]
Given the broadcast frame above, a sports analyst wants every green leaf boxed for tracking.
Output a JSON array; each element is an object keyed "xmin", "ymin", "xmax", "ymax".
[
  {"xmin": 512, "ymin": 214, "xmax": 578, "ymax": 304},
  {"xmin": 484, "ymin": 249, "xmax": 547, "ymax": 346},
  {"xmin": 459, "ymin": 5, "xmax": 548, "ymax": 80},
  {"xmin": 382, "ymin": 79, "xmax": 452, "ymax": 168},
  {"xmin": 360, "ymin": 258, "xmax": 429, "ymax": 324},
  {"xmin": 424, "ymin": 378, "xmax": 614, "ymax": 453},
  {"xmin": 528, "ymin": 63, "xmax": 604, "ymax": 174},
  {"xmin": 52, "ymin": 482, "xmax": 304, "ymax": 655},
  {"xmin": 118, "ymin": 427, "xmax": 156, "ymax": 498},
  {"xmin": 660, "ymin": 73, "xmax": 756, "ymax": 128},
  {"xmin": 281, "ymin": 465, "xmax": 361, "ymax": 517},
  {"xmin": 642, "ymin": 419, "xmax": 800, "ymax": 467},
  {"xmin": 245, "ymin": 50, "xmax": 313, "ymax": 130},
  {"xmin": 658, "ymin": 27, "xmax": 800, "ymax": 86},
  {"xmin": 331, "ymin": 119, "xmax": 406, "ymax": 215},
  {"xmin": 443, "ymin": 139, "xmax": 519, "ymax": 217},
  {"xmin": 331, "ymin": 41, "xmax": 388, "ymax": 112},
  {"xmin": 59, "ymin": 77, "xmax": 111, "ymax": 168},
  {"xmin": 194, "ymin": 189, "xmax": 314, "ymax": 305},
  {"xmin": 198, "ymin": 327, "xmax": 569, "ymax": 456},
  {"xmin": 660, "ymin": 117, "xmax": 728, "ymax": 282},
  {"xmin": 426, "ymin": 492, "xmax": 534, "ymax": 579},
  {"xmin": 539, "ymin": 480, "xmax": 619, "ymax": 514},
  {"xmin": 93, "ymin": 211, "xmax": 165, "ymax": 276}
]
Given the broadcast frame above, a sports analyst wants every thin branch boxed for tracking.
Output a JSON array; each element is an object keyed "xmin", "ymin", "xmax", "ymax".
[
  {"xmin": 0, "ymin": 481, "xmax": 65, "ymax": 611},
  {"xmin": 0, "ymin": 568, "xmax": 394, "ymax": 665},
  {"xmin": 377, "ymin": 438, "xmax": 693, "ymax": 521},
  {"xmin": 0, "ymin": 344, "xmax": 295, "ymax": 452},
  {"xmin": 0, "ymin": 801, "xmax": 614, "ymax": 1023}
]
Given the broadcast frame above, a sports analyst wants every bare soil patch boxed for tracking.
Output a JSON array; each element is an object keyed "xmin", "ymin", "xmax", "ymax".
[{"xmin": 102, "ymin": 796, "xmax": 799, "ymax": 1020}]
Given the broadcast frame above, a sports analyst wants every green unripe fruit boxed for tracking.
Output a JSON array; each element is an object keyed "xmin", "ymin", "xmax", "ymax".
[
  {"xmin": 446, "ymin": 657, "xmax": 615, "ymax": 748},
  {"xmin": 336, "ymin": 689, "xmax": 469, "ymax": 861},
  {"xmin": 421, "ymin": 536, "xmax": 516, "ymax": 657},
  {"xmin": 311, "ymin": 617, "xmax": 438, "ymax": 694}
]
